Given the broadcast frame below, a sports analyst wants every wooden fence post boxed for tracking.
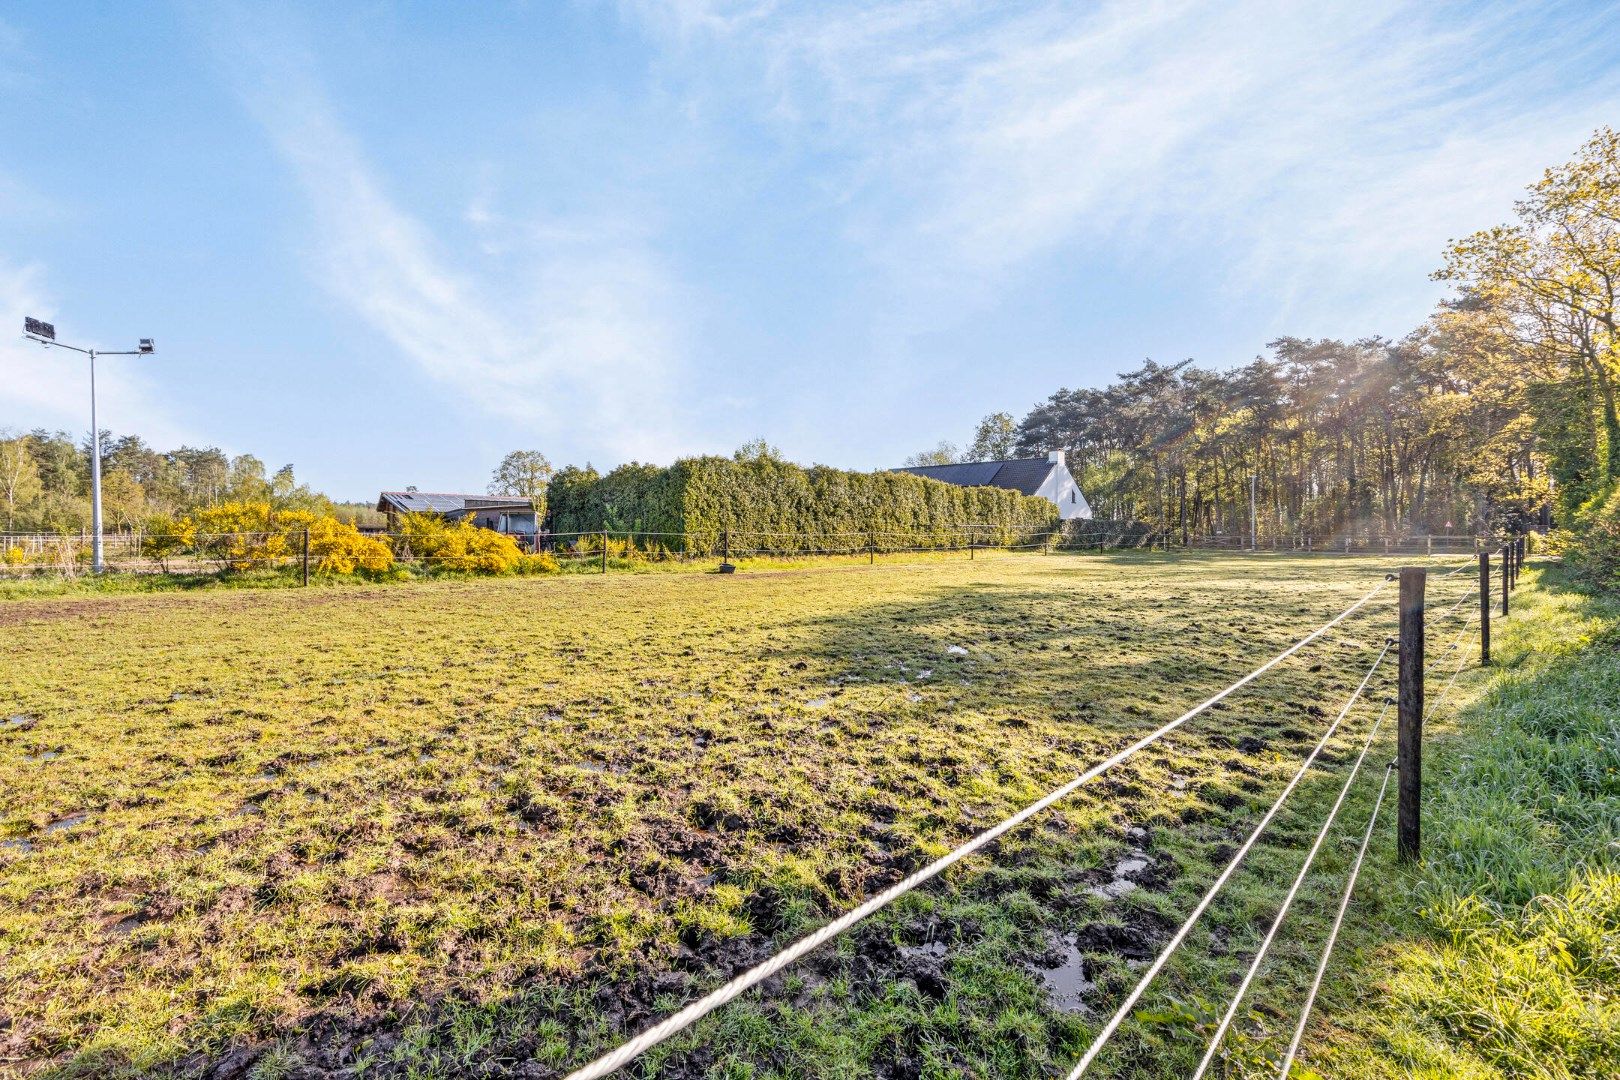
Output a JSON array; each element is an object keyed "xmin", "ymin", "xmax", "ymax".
[
  {"xmin": 869, "ymin": 529, "xmax": 875, "ymax": 564},
  {"xmin": 1479, "ymin": 550, "xmax": 1491, "ymax": 666},
  {"xmin": 1398, "ymin": 566, "xmax": 1426, "ymax": 862},
  {"xmin": 1501, "ymin": 542, "xmax": 1510, "ymax": 617},
  {"xmin": 301, "ymin": 528, "xmax": 310, "ymax": 586},
  {"xmin": 600, "ymin": 532, "xmax": 607, "ymax": 574}
]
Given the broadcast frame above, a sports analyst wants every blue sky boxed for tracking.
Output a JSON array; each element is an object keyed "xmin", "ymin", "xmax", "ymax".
[{"xmin": 2, "ymin": 1, "xmax": 1618, "ymax": 501}]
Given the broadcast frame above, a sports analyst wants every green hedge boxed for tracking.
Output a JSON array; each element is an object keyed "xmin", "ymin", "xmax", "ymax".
[{"xmin": 548, "ymin": 456, "xmax": 1059, "ymax": 554}]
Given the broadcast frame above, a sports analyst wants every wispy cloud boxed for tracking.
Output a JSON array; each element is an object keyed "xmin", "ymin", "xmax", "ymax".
[
  {"xmin": 625, "ymin": 0, "xmax": 1620, "ymax": 330},
  {"xmin": 209, "ymin": 10, "xmax": 690, "ymax": 462}
]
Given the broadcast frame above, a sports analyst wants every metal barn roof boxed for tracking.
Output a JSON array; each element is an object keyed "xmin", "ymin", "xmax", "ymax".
[{"xmin": 376, "ymin": 491, "xmax": 534, "ymax": 515}]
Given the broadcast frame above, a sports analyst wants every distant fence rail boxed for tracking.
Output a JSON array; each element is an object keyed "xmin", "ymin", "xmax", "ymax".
[{"xmin": 0, "ymin": 525, "xmax": 1531, "ymax": 579}]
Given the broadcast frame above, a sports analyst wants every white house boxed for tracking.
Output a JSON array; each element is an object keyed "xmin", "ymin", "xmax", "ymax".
[{"xmin": 894, "ymin": 450, "xmax": 1093, "ymax": 520}]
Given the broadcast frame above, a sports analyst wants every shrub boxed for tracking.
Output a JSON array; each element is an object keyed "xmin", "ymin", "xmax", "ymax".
[
  {"xmin": 140, "ymin": 513, "xmax": 198, "ymax": 569},
  {"xmin": 516, "ymin": 552, "xmax": 561, "ymax": 575},
  {"xmin": 2, "ymin": 545, "xmax": 24, "ymax": 568},
  {"xmin": 1565, "ymin": 482, "xmax": 1620, "ymax": 590},
  {"xmin": 308, "ymin": 517, "xmax": 394, "ymax": 576},
  {"xmin": 189, "ymin": 501, "xmax": 293, "ymax": 570},
  {"xmin": 395, "ymin": 513, "xmax": 526, "ymax": 574}
]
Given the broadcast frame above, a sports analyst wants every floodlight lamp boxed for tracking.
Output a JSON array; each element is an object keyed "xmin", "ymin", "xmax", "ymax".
[{"xmin": 138, "ymin": 338, "xmax": 155, "ymax": 353}]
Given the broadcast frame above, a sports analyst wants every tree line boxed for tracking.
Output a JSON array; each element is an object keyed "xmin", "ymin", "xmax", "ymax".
[
  {"xmin": 914, "ymin": 127, "xmax": 1617, "ymax": 545},
  {"xmin": 0, "ymin": 430, "xmax": 344, "ymax": 534}
]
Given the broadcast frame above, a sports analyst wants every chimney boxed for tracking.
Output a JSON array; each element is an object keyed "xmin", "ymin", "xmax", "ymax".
[{"xmin": 1048, "ymin": 449, "xmax": 1065, "ymax": 466}]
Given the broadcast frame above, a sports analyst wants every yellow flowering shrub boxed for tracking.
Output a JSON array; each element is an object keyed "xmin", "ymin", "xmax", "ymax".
[
  {"xmin": 308, "ymin": 517, "xmax": 394, "ymax": 576},
  {"xmin": 140, "ymin": 514, "xmax": 198, "ymax": 567},
  {"xmin": 190, "ymin": 501, "xmax": 289, "ymax": 570},
  {"xmin": 395, "ymin": 513, "xmax": 528, "ymax": 574},
  {"xmin": 2, "ymin": 545, "xmax": 24, "ymax": 568}
]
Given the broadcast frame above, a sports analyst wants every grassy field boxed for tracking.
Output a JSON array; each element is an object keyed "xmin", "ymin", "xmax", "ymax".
[{"xmin": 1, "ymin": 551, "xmax": 1485, "ymax": 1079}]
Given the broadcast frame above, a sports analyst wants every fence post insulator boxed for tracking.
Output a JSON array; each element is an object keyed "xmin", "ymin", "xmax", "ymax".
[{"xmin": 1397, "ymin": 566, "xmax": 1426, "ymax": 862}]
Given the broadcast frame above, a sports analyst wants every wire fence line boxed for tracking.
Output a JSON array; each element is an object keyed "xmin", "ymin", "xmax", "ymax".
[
  {"xmin": 561, "ymin": 579, "xmax": 1397, "ymax": 1080},
  {"xmin": 1275, "ymin": 601, "xmax": 1491, "ymax": 1077},
  {"xmin": 1276, "ymin": 760, "xmax": 1397, "ymax": 1078},
  {"xmin": 1190, "ymin": 695, "xmax": 1394, "ymax": 1078},
  {"xmin": 0, "ymin": 521, "xmax": 1501, "ymax": 579},
  {"xmin": 1064, "ymin": 638, "xmax": 1395, "ymax": 1079},
  {"xmin": 557, "ymin": 555, "xmax": 1505, "ymax": 1080}
]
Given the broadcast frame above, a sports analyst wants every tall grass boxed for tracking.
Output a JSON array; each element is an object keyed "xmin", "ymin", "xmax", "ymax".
[{"xmin": 1313, "ymin": 566, "xmax": 1620, "ymax": 1079}]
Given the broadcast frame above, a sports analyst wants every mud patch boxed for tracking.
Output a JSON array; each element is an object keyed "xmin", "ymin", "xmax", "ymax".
[
  {"xmin": 1034, "ymin": 934, "xmax": 1095, "ymax": 1012},
  {"xmin": 1086, "ymin": 849, "xmax": 1157, "ymax": 900},
  {"xmin": 45, "ymin": 812, "xmax": 90, "ymax": 833}
]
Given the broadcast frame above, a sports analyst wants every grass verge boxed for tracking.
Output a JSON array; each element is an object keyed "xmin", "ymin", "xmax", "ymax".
[{"xmin": 1296, "ymin": 563, "xmax": 1620, "ymax": 1079}]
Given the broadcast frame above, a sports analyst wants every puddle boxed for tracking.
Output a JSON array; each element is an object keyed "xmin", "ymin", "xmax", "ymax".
[
  {"xmin": 900, "ymin": 940, "xmax": 947, "ymax": 960},
  {"xmin": 1, "ymin": 838, "xmax": 35, "ymax": 854},
  {"xmin": 1089, "ymin": 851, "xmax": 1152, "ymax": 900},
  {"xmin": 805, "ymin": 698, "xmax": 829, "ymax": 709},
  {"xmin": 45, "ymin": 812, "xmax": 90, "ymax": 833},
  {"xmin": 2, "ymin": 715, "xmax": 34, "ymax": 730},
  {"xmin": 1038, "ymin": 937, "xmax": 1096, "ymax": 1012},
  {"xmin": 24, "ymin": 751, "xmax": 60, "ymax": 762},
  {"xmin": 1088, "ymin": 878, "xmax": 1137, "ymax": 899}
]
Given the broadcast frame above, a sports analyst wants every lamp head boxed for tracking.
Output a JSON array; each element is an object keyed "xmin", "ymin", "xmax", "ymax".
[{"xmin": 138, "ymin": 338, "xmax": 154, "ymax": 354}]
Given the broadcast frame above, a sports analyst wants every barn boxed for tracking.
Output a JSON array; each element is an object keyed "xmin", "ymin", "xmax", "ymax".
[{"xmin": 375, "ymin": 491, "xmax": 539, "ymax": 537}]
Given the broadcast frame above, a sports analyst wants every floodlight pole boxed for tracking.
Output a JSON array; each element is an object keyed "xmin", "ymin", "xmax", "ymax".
[{"xmin": 23, "ymin": 323, "xmax": 153, "ymax": 573}]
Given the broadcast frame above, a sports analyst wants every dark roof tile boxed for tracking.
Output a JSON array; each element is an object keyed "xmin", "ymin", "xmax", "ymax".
[{"xmin": 893, "ymin": 458, "xmax": 1056, "ymax": 497}]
